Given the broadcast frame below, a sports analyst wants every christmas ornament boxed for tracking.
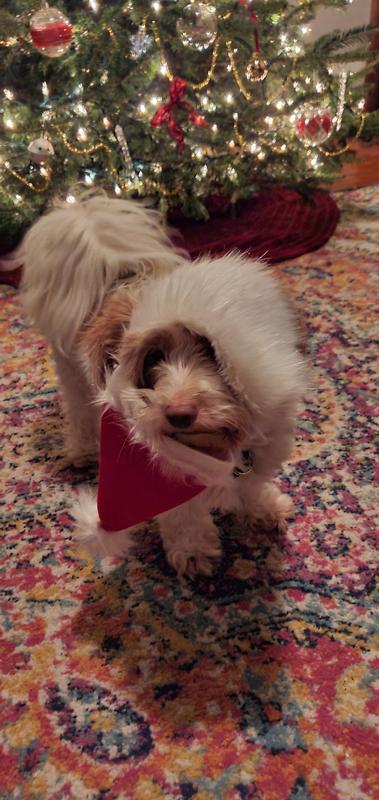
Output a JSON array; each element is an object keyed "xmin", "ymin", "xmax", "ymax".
[
  {"xmin": 336, "ymin": 71, "xmax": 347, "ymax": 131},
  {"xmin": 114, "ymin": 124, "xmax": 137, "ymax": 180},
  {"xmin": 245, "ymin": 53, "xmax": 268, "ymax": 82},
  {"xmin": 30, "ymin": 6, "xmax": 73, "ymax": 58},
  {"xmin": 130, "ymin": 22, "xmax": 153, "ymax": 60},
  {"xmin": 27, "ymin": 137, "xmax": 55, "ymax": 163},
  {"xmin": 177, "ymin": 2, "xmax": 217, "ymax": 52},
  {"xmin": 151, "ymin": 77, "xmax": 207, "ymax": 152},
  {"xmin": 295, "ymin": 106, "xmax": 334, "ymax": 146}
]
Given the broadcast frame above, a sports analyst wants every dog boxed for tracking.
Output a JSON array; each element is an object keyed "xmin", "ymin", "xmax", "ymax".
[{"xmin": 21, "ymin": 192, "xmax": 306, "ymax": 576}]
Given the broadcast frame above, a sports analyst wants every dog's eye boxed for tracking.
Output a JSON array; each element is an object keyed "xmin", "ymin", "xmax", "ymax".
[{"xmin": 141, "ymin": 348, "xmax": 165, "ymax": 389}]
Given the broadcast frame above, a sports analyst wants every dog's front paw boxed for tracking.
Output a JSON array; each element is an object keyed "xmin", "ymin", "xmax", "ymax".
[
  {"xmin": 245, "ymin": 485, "xmax": 295, "ymax": 534},
  {"xmin": 165, "ymin": 526, "xmax": 222, "ymax": 577}
]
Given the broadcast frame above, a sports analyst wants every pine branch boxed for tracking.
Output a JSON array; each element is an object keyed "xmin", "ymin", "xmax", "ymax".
[{"xmin": 313, "ymin": 25, "xmax": 379, "ymax": 56}]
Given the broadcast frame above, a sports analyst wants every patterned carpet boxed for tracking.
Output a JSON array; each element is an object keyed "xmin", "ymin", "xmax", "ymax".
[{"xmin": 1, "ymin": 187, "xmax": 378, "ymax": 800}]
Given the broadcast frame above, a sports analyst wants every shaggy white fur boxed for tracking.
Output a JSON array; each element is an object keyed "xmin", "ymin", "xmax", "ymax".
[{"xmin": 21, "ymin": 192, "xmax": 306, "ymax": 577}]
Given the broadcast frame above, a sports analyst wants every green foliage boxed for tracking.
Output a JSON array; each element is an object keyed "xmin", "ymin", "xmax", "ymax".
[{"xmin": 0, "ymin": 0, "xmax": 378, "ymax": 250}]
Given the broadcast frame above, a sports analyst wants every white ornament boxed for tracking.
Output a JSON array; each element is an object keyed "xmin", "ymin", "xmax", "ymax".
[{"xmin": 28, "ymin": 137, "xmax": 55, "ymax": 163}]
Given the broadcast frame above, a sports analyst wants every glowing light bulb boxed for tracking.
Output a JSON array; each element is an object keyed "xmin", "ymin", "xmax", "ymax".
[
  {"xmin": 4, "ymin": 88, "xmax": 14, "ymax": 100},
  {"xmin": 139, "ymin": 102, "xmax": 147, "ymax": 113},
  {"xmin": 66, "ymin": 194, "xmax": 76, "ymax": 204},
  {"xmin": 257, "ymin": 151, "xmax": 266, "ymax": 160},
  {"xmin": 265, "ymin": 116, "xmax": 274, "ymax": 126},
  {"xmin": 114, "ymin": 183, "xmax": 122, "ymax": 195},
  {"xmin": 249, "ymin": 141, "xmax": 258, "ymax": 153},
  {"xmin": 77, "ymin": 127, "xmax": 88, "ymax": 141},
  {"xmin": 229, "ymin": 139, "xmax": 235, "ymax": 148},
  {"xmin": 151, "ymin": 96, "xmax": 159, "ymax": 106},
  {"xmin": 88, "ymin": 0, "xmax": 99, "ymax": 10},
  {"xmin": 5, "ymin": 118, "xmax": 15, "ymax": 129},
  {"xmin": 151, "ymin": 1, "xmax": 161, "ymax": 12},
  {"xmin": 225, "ymin": 93, "xmax": 234, "ymax": 104},
  {"xmin": 103, "ymin": 116, "xmax": 111, "ymax": 128},
  {"xmin": 159, "ymin": 63, "xmax": 168, "ymax": 75},
  {"xmin": 211, "ymin": 124, "xmax": 218, "ymax": 133},
  {"xmin": 42, "ymin": 81, "xmax": 49, "ymax": 97},
  {"xmin": 14, "ymin": 194, "xmax": 22, "ymax": 204},
  {"xmin": 276, "ymin": 100, "xmax": 285, "ymax": 110},
  {"xmin": 194, "ymin": 147, "xmax": 204, "ymax": 160}
]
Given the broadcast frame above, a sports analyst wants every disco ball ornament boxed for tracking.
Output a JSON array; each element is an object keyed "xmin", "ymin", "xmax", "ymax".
[
  {"xmin": 245, "ymin": 53, "xmax": 268, "ymax": 82},
  {"xmin": 177, "ymin": 3, "xmax": 217, "ymax": 52},
  {"xmin": 295, "ymin": 106, "xmax": 334, "ymax": 146},
  {"xmin": 30, "ymin": 6, "xmax": 73, "ymax": 58},
  {"xmin": 27, "ymin": 137, "xmax": 55, "ymax": 163}
]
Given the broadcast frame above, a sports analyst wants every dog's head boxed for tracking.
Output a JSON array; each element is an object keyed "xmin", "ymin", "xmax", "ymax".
[{"xmin": 81, "ymin": 302, "xmax": 250, "ymax": 460}]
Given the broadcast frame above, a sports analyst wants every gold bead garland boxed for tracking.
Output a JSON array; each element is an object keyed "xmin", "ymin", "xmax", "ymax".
[
  {"xmin": 318, "ymin": 114, "xmax": 366, "ymax": 156},
  {"xmin": 1, "ymin": 161, "xmax": 51, "ymax": 192},
  {"xmin": 152, "ymin": 22, "xmax": 220, "ymax": 91},
  {"xmin": 226, "ymin": 40, "xmax": 253, "ymax": 101}
]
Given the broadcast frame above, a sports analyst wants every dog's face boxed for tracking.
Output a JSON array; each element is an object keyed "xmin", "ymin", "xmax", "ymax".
[
  {"xmin": 114, "ymin": 323, "xmax": 250, "ymax": 459},
  {"xmin": 81, "ymin": 303, "xmax": 250, "ymax": 460}
]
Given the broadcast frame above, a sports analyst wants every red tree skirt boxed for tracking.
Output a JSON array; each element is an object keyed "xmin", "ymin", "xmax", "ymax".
[
  {"xmin": 175, "ymin": 188, "xmax": 339, "ymax": 263},
  {"xmin": 0, "ymin": 188, "xmax": 339, "ymax": 288}
]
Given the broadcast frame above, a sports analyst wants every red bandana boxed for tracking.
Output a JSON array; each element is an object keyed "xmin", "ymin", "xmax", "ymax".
[{"xmin": 97, "ymin": 407, "xmax": 206, "ymax": 532}]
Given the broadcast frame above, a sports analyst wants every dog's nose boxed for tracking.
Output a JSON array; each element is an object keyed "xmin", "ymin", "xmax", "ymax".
[{"xmin": 165, "ymin": 404, "xmax": 197, "ymax": 429}]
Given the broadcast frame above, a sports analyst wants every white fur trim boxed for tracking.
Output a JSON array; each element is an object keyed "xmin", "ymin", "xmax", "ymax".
[
  {"xmin": 128, "ymin": 252, "xmax": 306, "ymax": 418},
  {"xmin": 73, "ymin": 488, "xmax": 134, "ymax": 559}
]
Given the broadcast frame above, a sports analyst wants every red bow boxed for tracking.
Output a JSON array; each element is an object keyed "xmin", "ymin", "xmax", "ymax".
[{"xmin": 150, "ymin": 77, "xmax": 207, "ymax": 153}]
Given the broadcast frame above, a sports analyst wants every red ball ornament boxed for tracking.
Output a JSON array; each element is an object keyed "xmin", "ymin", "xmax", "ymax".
[
  {"xmin": 30, "ymin": 6, "xmax": 73, "ymax": 58},
  {"xmin": 295, "ymin": 107, "xmax": 334, "ymax": 146}
]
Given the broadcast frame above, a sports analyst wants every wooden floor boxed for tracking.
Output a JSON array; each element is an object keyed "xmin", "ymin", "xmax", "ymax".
[{"xmin": 331, "ymin": 141, "xmax": 379, "ymax": 190}]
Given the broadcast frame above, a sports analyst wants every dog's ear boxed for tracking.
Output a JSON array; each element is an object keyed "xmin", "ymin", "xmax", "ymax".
[{"xmin": 79, "ymin": 292, "xmax": 134, "ymax": 387}]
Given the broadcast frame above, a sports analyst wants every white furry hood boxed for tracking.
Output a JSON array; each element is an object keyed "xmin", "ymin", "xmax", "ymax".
[{"xmin": 128, "ymin": 252, "xmax": 305, "ymax": 419}]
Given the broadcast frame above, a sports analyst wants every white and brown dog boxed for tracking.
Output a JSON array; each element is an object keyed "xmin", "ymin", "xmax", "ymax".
[{"xmin": 21, "ymin": 193, "xmax": 306, "ymax": 576}]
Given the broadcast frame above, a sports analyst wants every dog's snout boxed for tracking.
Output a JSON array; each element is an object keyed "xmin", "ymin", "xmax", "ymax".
[{"xmin": 165, "ymin": 404, "xmax": 197, "ymax": 429}]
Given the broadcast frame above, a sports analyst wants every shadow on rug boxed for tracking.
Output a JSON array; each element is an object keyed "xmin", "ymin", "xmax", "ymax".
[{"xmin": 1, "ymin": 187, "xmax": 378, "ymax": 799}]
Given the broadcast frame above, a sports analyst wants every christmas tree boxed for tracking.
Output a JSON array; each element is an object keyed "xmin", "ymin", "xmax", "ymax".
[{"xmin": 1, "ymin": 1, "xmax": 378, "ymax": 252}]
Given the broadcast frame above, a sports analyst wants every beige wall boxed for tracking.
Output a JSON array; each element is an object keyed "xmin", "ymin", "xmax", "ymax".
[{"xmin": 310, "ymin": 1, "xmax": 371, "ymax": 39}]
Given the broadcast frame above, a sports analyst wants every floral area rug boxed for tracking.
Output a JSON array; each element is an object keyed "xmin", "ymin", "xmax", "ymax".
[{"xmin": 0, "ymin": 187, "xmax": 378, "ymax": 800}]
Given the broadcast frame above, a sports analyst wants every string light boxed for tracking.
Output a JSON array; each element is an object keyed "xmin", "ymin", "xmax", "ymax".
[
  {"xmin": 77, "ymin": 127, "xmax": 88, "ymax": 141},
  {"xmin": 42, "ymin": 81, "xmax": 49, "ymax": 97},
  {"xmin": 139, "ymin": 102, "xmax": 147, "ymax": 113},
  {"xmin": 102, "ymin": 116, "xmax": 111, "ymax": 128},
  {"xmin": 151, "ymin": 1, "xmax": 161, "ymax": 12},
  {"xmin": 88, "ymin": 0, "xmax": 99, "ymax": 11},
  {"xmin": 5, "ymin": 118, "xmax": 15, "ymax": 129},
  {"xmin": 225, "ymin": 93, "xmax": 234, "ymax": 104},
  {"xmin": 66, "ymin": 194, "xmax": 76, "ymax": 204},
  {"xmin": 211, "ymin": 124, "xmax": 218, "ymax": 133},
  {"xmin": 114, "ymin": 183, "xmax": 122, "ymax": 195},
  {"xmin": 4, "ymin": 88, "xmax": 14, "ymax": 100}
]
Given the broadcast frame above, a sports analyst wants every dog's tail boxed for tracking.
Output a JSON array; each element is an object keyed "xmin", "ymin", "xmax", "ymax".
[{"xmin": 21, "ymin": 192, "xmax": 187, "ymax": 354}]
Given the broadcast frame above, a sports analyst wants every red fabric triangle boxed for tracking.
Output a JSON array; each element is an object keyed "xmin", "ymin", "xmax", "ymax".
[{"xmin": 97, "ymin": 407, "xmax": 205, "ymax": 532}]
